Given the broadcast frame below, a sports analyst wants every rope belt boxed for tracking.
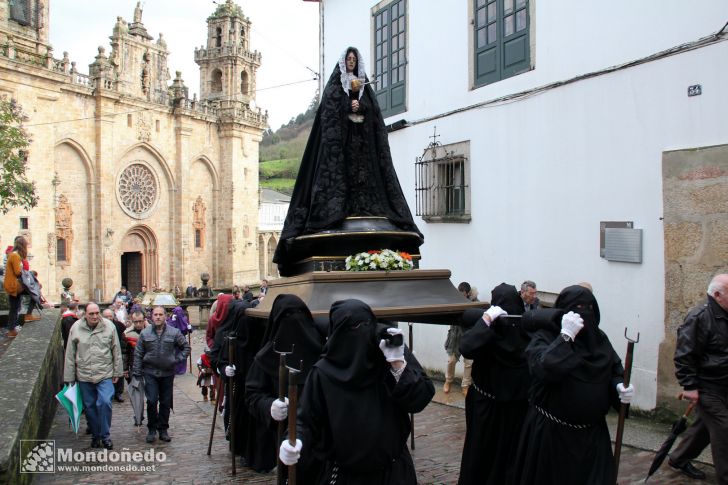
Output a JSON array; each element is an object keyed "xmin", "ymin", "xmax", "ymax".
[
  {"xmin": 472, "ymin": 383, "xmax": 496, "ymax": 400},
  {"xmin": 328, "ymin": 463, "xmax": 339, "ymax": 485},
  {"xmin": 534, "ymin": 404, "xmax": 593, "ymax": 430}
]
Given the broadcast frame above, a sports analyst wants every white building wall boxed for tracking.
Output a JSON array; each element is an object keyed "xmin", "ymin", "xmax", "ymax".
[
  {"xmin": 320, "ymin": 0, "xmax": 728, "ymax": 410},
  {"xmin": 258, "ymin": 202, "xmax": 289, "ymax": 232}
]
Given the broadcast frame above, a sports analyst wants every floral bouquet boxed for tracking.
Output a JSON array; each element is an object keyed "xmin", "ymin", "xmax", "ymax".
[{"xmin": 345, "ymin": 249, "xmax": 414, "ymax": 271}]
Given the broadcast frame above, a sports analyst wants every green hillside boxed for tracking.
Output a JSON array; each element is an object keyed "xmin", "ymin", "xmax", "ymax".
[{"xmin": 259, "ymin": 95, "xmax": 317, "ymax": 195}]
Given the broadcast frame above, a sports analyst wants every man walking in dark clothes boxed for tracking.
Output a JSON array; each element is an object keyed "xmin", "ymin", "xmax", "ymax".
[
  {"xmin": 673, "ymin": 273, "xmax": 728, "ymax": 484},
  {"xmin": 133, "ymin": 306, "xmax": 190, "ymax": 444}
]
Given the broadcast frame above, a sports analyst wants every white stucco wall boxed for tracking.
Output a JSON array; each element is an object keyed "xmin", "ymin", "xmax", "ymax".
[
  {"xmin": 320, "ymin": 0, "xmax": 728, "ymax": 409},
  {"xmin": 259, "ymin": 202, "xmax": 289, "ymax": 232}
]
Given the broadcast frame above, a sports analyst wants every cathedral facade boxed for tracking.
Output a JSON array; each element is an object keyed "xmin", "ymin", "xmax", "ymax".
[{"xmin": 0, "ymin": 0, "xmax": 266, "ymax": 300}]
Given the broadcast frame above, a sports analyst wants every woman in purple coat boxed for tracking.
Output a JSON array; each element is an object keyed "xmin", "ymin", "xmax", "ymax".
[{"xmin": 167, "ymin": 306, "xmax": 192, "ymax": 375}]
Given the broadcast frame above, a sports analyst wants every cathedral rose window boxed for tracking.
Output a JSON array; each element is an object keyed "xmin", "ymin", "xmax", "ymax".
[{"xmin": 118, "ymin": 163, "xmax": 158, "ymax": 217}]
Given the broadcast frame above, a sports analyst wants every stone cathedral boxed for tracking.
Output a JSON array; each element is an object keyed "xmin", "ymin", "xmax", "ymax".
[{"xmin": 0, "ymin": 0, "xmax": 267, "ymax": 301}]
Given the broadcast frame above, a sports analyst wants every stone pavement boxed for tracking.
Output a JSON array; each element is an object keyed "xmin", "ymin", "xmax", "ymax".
[{"xmin": 32, "ymin": 331, "xmax": 717, "ymax": 484}]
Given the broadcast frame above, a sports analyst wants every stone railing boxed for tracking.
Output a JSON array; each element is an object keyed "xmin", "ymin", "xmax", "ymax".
[
  {"xmin": 194, "ymin": 45, "xmax": 261, "ymax": 64},
  {"xmin": 0, "ymin": 310, "xmax": 63, "ymax": 484}
]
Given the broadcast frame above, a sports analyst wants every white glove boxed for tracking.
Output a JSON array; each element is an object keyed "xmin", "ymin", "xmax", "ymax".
[
  {"xmin": 271, "ymin": 398, "xmax": 289, "ymax": 421},
  {"xmin": 379, "ymin": 328, "xmax": 405, "ymax": 363},
  {"xmin": 225, "ymin": 365, "xmax": 236, "ymax": 377},
  {"xmin": 279, "ymin": 439, "xmax": 302, "ymax": 466},
  {"xmin": 617, "ymin": 383, "xmax": 635, "ymax": 404},
  {"xmin": 483, "ymin": 305, "xmax": 507, "ymax": 326},
  {"xmin": 560, "ymin": 311, "xmax": 584, "ymax": 340}
]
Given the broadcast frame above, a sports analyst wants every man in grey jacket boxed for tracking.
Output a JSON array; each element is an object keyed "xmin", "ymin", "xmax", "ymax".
[
  {"xmin": 133, "ymin": 305, "xmax": 190, "ymax": 444},
  {"xmin": 64, "ymin": 302, "xmax": 123, "ymax": 450}
]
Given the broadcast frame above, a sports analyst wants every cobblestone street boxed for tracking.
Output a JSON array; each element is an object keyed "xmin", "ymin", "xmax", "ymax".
[{"xmin": 33, "ymin": 332, "xmax": 717, "ymax": 484}]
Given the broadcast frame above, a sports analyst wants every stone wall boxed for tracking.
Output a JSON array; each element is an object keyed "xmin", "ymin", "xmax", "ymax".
[
  {"xmin": 0, "ymin": 311, "xmax": 63, "ymax": 484},
  {"xmin": 659, "ymin": 144, "xmax": 728, "ymax": 411}
]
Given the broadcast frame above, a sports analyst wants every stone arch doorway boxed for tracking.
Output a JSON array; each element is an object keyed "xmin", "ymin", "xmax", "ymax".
[{"xmin": 121, "ymin": 225, "xmax": 159, "ymax": 295}]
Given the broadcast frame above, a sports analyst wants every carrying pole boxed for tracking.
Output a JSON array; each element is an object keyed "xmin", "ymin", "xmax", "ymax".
[
  {"xmin": 614, "ymin": 327, "xmax": 639, "ymax": 482},
  {"xmin": 206, "ymin": 373, "xmax": 225, "ymax": 455},
  {"xmin": 408, "ymin": 322, "xmax": 415, "ymax": 451},
  {"xmin": 275, "ymin": 342, "xmax": 293, "ymax": 485},
  {"xmin": 286, "ymin": 362, "xmax": 302, "ymax": 485},
  {"xmin": 228, "ymin": 335, "xmax": 237, "ymax": 475}
]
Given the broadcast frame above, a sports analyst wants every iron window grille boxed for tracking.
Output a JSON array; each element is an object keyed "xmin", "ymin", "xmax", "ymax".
[{"xmin": 415, "ymin": 144, "xmax": 470, "ymax": 222}]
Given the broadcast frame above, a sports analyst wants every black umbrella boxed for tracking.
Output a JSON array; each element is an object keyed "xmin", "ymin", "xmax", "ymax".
[{"xmin": 644, "ymin": 400, "xmax": 697, "ymax": 482}]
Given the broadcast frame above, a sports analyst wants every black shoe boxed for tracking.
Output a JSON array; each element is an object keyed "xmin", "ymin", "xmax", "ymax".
[
  {"xmin": 146, "ymin": 430, "xmax": 156, "ymax": 443},
  {"xmin": 669, "ymin": 459, "xmax": 706, "ymax": 480},
  {"xmin": 102, "ymin": 439, "xmax": 113, "ymax": 450},
  {"xmin": 158, "ymin": 430, "xmax": 171, "ymax": 442},
  {"xmin": 91, "ymin": 438, "xmax": 101, "ymax": 448},
  {"xmin": 114, "ymin": 394, "xmax": 124, "ymax": 403}
]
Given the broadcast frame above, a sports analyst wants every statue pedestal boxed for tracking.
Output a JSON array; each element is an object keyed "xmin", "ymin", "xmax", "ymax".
[{"xmin": 247, "ymin": 269, "xmax": 484, "ymax": 325}]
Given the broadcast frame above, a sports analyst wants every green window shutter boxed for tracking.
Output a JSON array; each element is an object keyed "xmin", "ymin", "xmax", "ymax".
[
  {"xmin": 474, "ymin": 0, "xmax": 529, "ymax": 87},
  {"xmin": 374, "ymin": 0, "xmax": 407, "ymax": 118}
]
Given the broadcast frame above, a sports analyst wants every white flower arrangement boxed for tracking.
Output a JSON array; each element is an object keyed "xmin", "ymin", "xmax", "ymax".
[{"xmin": 345, "ymin": 249, "xmax": 414, "ymax": 272}]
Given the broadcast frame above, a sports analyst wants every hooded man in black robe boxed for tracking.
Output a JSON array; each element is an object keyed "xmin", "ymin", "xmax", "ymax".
[
  {"xmin": 273, "ymin": 47, "xmax": 422, "ymax": 274},
  {"xmin": 510, "ymin": 285, "xmax": 635, "ymax": 485},
  {"xmin": 458, "ymin": 283, "xmax": 530, "ymax": 485},
  {"xmin": 210, "ymin": 299, "xmax": 265, "ymax": 467},
  {"xmin": 278, "ymin": 299, "xmax": 435, "ymax": 485},
  {"xmin": 245, "ymin": 294, "xmax": 326, "ymax": 478}
]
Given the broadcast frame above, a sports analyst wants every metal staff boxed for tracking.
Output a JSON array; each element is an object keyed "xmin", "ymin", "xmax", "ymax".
[
  {"xmin": 286, "ymin": 361, "xmax": 302, "ymax": 485},
  {"xmin": 188, "ymin": 332, "xmax": 193, "ymax": 374},
  {"xmin": 228, "ymin": 334, "xmax": 237, "ymax": 476},
  {"xmin": 614, "ymin": 327, "xmax": 639, "ymax": 481},
  {"xmin": 207, "ymin": 370, "xmax": 225, "ymax": 455},
  {"xmin": 408, "ymin": 322, "xmax": 415, "ymax": 451},
  {"xmin": 275, "ymin": 342, "xmax": 294, "ymax": 485}
]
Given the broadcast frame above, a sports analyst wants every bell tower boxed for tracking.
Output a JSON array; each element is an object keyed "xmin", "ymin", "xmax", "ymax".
[
  {"xmin": 195, "ymin": 0, "xmax": 261, "ymax": 103},
  {"xmin": 0, "ymin": 0, "xmax": 50, "ymax": 53}
]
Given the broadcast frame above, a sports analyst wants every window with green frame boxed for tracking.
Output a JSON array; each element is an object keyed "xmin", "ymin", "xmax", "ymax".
[
  {"xmin": 474, "ymin": 0, "xmax": 530, "ymax": 87},
  {"xmin": 373, "ymin": 0, "xmax": 406, "ymax": 118}
]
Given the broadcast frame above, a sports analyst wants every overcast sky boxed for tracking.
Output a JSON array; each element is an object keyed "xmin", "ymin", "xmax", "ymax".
[{"xmin": 49, "ymin": 0, "xmax": 320, "ymax": 131}]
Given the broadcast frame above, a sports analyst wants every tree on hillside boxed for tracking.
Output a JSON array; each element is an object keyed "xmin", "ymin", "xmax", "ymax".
[{"xmin": 0, "ymin": 98, "xmax": 38, "ymax": 214}]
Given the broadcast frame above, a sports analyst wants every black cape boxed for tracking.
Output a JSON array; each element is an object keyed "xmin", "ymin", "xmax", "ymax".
[
  {"xmin": 458, "ymin": 283, "xmax": 530, "ymax": 485},
  {"xmin": 244, "ymin": 294, "xmax": 325, "ymax": 477},
  {"xmin": 297, "ymin": 299, "xmax": 434, "ymax": 485},
  {"xmin": 273, "ymin": 49, "xmax": 422, "ymax": 271},
  {"xmin": 511, "ymin": 285, "xmax": 625, "ymax": 485},
  {"xmin": 210, "ymin": 300, "xmax": 266, "ymax": 462}
]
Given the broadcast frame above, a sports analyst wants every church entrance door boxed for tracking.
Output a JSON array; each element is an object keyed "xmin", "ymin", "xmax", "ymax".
[
  {"xmin": 121, "ymin": 225, "xmax": 159, "ymax": 295},
  {"xmin": 121, "ymin": 252, "xmax": 143, "ymax": 295}
]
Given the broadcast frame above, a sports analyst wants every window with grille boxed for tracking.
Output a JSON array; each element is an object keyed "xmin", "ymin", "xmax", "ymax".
[
  {"xmin": 415, "ymin": 141, "xmax": 471, "ymax": 222},
  {"xmin": 473, "ymin": 0, "xmax": 530, "ymax": 88},
  {"xmin": 373, "ymin": 0, "xmax": 407, "ymax": 118},
  {"xmin": 195, "ymin": 229, "xmax": 202, "ymax": 249},
  {"xmin": 56, "ymin": 238, "xmax": 67, "ymax": 262}
]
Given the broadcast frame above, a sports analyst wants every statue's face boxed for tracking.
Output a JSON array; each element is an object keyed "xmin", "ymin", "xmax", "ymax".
[{"xmin": 346, "ymin": 52, "xmax": 357, "ymax": 73}]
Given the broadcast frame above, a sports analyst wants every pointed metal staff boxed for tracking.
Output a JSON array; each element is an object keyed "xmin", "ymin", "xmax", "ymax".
[
  {"xmin": 275, "ymin": 342, "xmax": 294, "ymax": 485},
  {"xmin": 286, "ymin": 360, "xmax": 303, "ymax": 485},
  {"xmin": 614, "ymin": 327, "xmax": 639, "ymax": 481}
]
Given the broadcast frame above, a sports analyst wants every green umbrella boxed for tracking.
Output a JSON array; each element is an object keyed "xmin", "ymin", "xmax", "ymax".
[{"xmin": 55, "ymin": 383, "xmax": 84, "ymax": 434}]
